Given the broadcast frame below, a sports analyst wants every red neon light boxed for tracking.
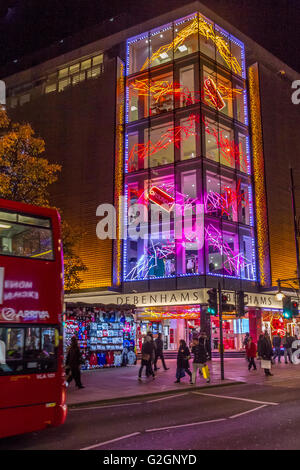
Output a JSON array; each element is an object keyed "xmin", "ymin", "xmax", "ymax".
[
  {"xmin": 204, "ymin": 78, "xmax": 226, "ymax": 111},
  {"xmin": 128, "ymin": 114, "xmax": 198, "ymax": 171},
  {"xmin": 146, "ymin": 186, "xmax": 175, "ymax": 211},
  {"xmin": 203, "ymin": 116, "xmax": 248, "ymax": 172}
]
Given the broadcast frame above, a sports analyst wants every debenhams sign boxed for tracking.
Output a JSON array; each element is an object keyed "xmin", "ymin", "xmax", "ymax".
[{"xmin": 85, "ymin": 289, "xmax": 282, "ymax": 310}]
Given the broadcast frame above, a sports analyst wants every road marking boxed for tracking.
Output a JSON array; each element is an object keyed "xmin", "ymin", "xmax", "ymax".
[
  {"xmin": 80, "ymin": 432, "xmax": 141, "ymax": 450},
  {"xmin": 147, "ymin": 393, "xmax": 189, "ymax": 403},
  {"xmin": 70, "ymin": 402, "xmax": 142, "ymax": 411},
  {"xmin": 229, "ymin": 404, "xmax": 267, "ymax": 419},
  {"xmin": 145, "ymin": 418, "xmax": 226, "ymax": 433},
  {"xmin": 193, "ymin": 392, "xmax": 279, "ymax": 406}
]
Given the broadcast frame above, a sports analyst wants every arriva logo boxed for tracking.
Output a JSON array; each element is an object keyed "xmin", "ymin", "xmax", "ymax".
[{"xmin": 0, "ymin": 307, "xmax": 50, "ymax": 321}]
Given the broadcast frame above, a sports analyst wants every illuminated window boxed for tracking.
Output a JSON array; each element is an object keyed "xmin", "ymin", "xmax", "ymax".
[
  {"xmin": 147, "ymin": 122, "xmax": 174, "ymax": 168},
  {"xmin": 81, "ymin": 59, "xmax": 91, "ymax": 71},
  {"xmin": 149, "ymin": 24, "xmax": 173, "ymax": 69},
  {"xmin": 45, "ymin": 83, "xmax": 57, "ymax": 94},
  {"xmin": 219, "ymin": 123, "xmax": 234, "ymax": 169},
  {"xmin": 180, "ymin": 116, "xmax": 197, "ymax": 161},
  {"xmin": 204, "ymin": 118, "xmax": 219, "ymax": 163},
  {"xmin": 178, "ymin": 64, "xmax": 195, "ymax": 108},
  {"xmin": 174, "ymin": 15, "xmax": 198, "ymax": 60},
  {"xmin": 69, "ymin": 63, "xmax": 80, "ymax": 75},
  {"xmin": 58, "ymin": 78, "xmax": 71, "ymax": 92}
]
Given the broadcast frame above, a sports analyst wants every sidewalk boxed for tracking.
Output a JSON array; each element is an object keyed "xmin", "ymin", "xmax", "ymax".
[{"xmin": 67, "ymin": 358, "xmax": 300, "ymax": 407}]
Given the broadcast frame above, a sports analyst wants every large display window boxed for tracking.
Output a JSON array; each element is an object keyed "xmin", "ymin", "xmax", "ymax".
[{"xmin": 124, "ymin": 12, "xmax": 255, "ymax": 283}]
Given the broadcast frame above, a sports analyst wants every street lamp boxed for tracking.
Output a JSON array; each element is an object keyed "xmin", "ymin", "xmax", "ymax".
[{"xmin": 276, "ymin": 280, "xmax": 285, "ymax": 301}]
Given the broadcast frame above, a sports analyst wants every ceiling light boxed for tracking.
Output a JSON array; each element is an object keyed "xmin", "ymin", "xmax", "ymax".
[
  {"xmin": 178, "ymin": 45, "xmax": 188, "ymax": 52},
  {"xmin": 0, "ymin": 223, "xmax": 11, "ymax": 229},
  {"xmin": 160, "ymin": 52, "xmax": 169, "ymax": 59}
]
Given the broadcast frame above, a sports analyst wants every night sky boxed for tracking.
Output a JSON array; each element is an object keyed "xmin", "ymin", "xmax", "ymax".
[{"xmin": 0, "ymin": 0, "xmax": 300, "ymax": 73}]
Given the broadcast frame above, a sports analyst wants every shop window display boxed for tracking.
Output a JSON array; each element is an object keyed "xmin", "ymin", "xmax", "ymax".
[
  {"xmin": 149, "ymin": 24, "xmax": 173, "ymax": 69},
  {"xmin": 64, "ymin": 305, "xmax": 136, "ymax": 370},
  {"xmin": 149, "ymin": 71, "xmax": 174, "ymax": 116},
  {"xmin": 178, "ymin": 64, "xmax": 196, "ymax": 108},
  {"xmin": 174, "ymin": 15, "xmax": 199, "ymax": 60}
]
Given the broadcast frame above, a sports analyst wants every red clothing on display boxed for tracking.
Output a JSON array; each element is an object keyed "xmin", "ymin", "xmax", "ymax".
[
  {"xmin": 106, "ymin": 351, "xmax": 114, "ymax": 366},
  {"xmin": 246, "ymin": 342, "xmax": 257, "ymax": 358}
]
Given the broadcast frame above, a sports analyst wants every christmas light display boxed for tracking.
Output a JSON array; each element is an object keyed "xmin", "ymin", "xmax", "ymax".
[
  {"xmin": 125, "ymin": 239, "xmax": 175, "ymax": 280},
  {"xmin": 205, "ymin": 224, "xmax": 251, "ymax": 276},
  {"xmin": 205, "ymin": 180, "xmax": 248, "ymax": 218},
  {"xmin": 140, "ymin": 15, "xmax": 242, "ymax": 75},
  {"xmin": 204, "ymin": 78, "xmax": 225, "ymax": 111},
  {"xmin": 146, "ymin": 186, "xmax": 175, "ymax": 211},
  {"xmin": 129, "ymin": 77, "xmax": 242, "ymax": 110},
  {"xmin": 248, "ymin": 63, "xmax": 270, "ymax": 286},
  {"xmin": 203, "ymin": 116, "xmax": 248, "ymax": 173},
  {"xmin": 128, "ymin": 114, "xmax": 198, "ymax": 171}
]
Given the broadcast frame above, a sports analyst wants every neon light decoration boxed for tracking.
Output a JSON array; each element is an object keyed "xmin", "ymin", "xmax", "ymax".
[
  {"xmin": 204, "ymin": 78, "xmax": 225, "ymax": 111},
  {"xmin": 128, "ymin": 114, "xmax": 197, "ymax": 171},
  {"xmin": 205, "ymin": 180, "xmax": 248, "ymax": 218},
  {"xmin": 131, "ymin": 79, "xmax": 183, "ymax": 103},
  {"xmin": 146, "ymin": 186, "xmax": 175, "ymax": 212},
  {"xmin": 140, "ymin": 16, "xmax": 241, "ymax": 75},
  {"xmin": 203, "ymin": 116, "xmax": 248, "ymax": 173},
  {"xmin": 125, "ymin": 240, "xmax": 175, "ymax": 280},
  {"xmin": 205, "ymin": 224, "xmax": 252, "ymax": 276}
]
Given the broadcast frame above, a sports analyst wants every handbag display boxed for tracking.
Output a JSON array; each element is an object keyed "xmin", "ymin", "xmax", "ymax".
[{"xmin": 261, "ymin": 359, "xmax": 271, "ymax": 369}]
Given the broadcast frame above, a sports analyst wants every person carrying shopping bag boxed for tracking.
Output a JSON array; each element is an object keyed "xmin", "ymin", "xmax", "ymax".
[
  {"xmin": 257, "ymin": 332, "xmax": 273, "ymax": 376},
  {"xmin": 174, "ymin": 339, "xmax": 192, "ymax": 384},
  {"xmin": 191, "ymin": 334, "xmax": 210, "ymax": 385}
]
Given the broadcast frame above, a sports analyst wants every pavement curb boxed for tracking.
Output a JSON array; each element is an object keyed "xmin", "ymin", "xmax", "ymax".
[{"xmin": 68, "ymin": 380, "xmax": 245, "ymax": 409}]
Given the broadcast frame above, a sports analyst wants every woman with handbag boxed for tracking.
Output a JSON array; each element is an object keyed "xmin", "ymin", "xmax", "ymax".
[
  {"xmin": 138, "ymin": 336, "xmax": 155, "ymax": 381},
  {"xmin": 175, "ymin": 339, "xmax": 192, "ymax": 384},
  {"xmin": 257, "ymin": 333, "xmax": 273, "ymax": 376}
]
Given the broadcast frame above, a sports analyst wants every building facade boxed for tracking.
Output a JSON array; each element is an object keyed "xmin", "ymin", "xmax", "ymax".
[{"xmin": 1, "ymin": 1, "xmax": 300, "ymax": 355}]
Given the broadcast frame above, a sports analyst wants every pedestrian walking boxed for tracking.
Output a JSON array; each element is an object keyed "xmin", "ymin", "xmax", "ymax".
[
  {"xmin": 174, "ymin": 339, "xmax": 192, "ymax": 383},
  {"xmin": 283, "ymin": 333, "xmax": 294, "ymax": 364},
  {"xmin": 154, "ymin": 333, "xmax": 169, "ymax": 371},
  {"xmin": 272, "ymin": 333, "xmax": 282, "ymax": 363},
  {"xmin": 146, "ymin": 332, "xmax": 156, "ymax": 376},
  {"xmin": 138, "ymin": 335, "xmax": 155, "ymax": 381},
  {"xmin": 65, "ymin": 336, "xmax": 85, "ymax": 389},
  {"xmin": 191, "ymin": 335, "xmax": 210, "ymax": 384},
  {"xmin": 245, "ymin": 336, "xmax": 257, "ymax": 371},
  {"xmin": 257, "ymin": 332, "xmax": 273, "ymax": 376}
]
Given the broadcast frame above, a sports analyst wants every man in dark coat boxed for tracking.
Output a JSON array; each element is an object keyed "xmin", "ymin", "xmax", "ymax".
[
  {"xmin": 175, "ymin": 339, "xmax": 192, "ymax": 383},
  {"xmin": 272, "ymin": 333, "xmax": 282, "ymax": 363},
  {"xmin": 154, "ymin": 333, "xmax": 169, "ymax": 371},
  {"xmin": 66, "ymin": 336, "xmax": 85, "ymax": 388},
  {"xmin": 257, "ymin": 332, "xmax": 273, "ymax": 376},
  {"xmin": 191, "ymin": 335, "xmax": 210, "ymax": 384}
]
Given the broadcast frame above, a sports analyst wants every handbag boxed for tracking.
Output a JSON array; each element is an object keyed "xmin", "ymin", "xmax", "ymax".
[
  {"xmin": 142, "ymin": 353, "xmax": 150, "ymax": 361},
  {"xmin": 202, "ymin": 365, "xmax": 210, "ymax": 380},
  {"xmin": 176, "ymin": 368, "xmax": 186, "ymax": 379},
  {"xmin": 261, "ymin": 359, "xmax": 271, "ymax": 369}
]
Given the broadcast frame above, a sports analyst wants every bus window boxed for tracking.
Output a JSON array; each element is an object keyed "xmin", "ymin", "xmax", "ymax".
[
  {"xmin": 0, "ymin": 212, "xmax": 53, "ymax": 260},
  {"xmin": 0, "ymin": 327, "xmax": 59, "ymax": 375},
  {"xmin": 0, "ymin": 327, "xmax": 24, "ymax": 374}
]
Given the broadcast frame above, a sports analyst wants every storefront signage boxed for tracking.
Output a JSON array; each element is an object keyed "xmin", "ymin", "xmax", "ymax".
[{"xmin": 66, "ymin": 289, "xmax": 283, "ymax": 310}]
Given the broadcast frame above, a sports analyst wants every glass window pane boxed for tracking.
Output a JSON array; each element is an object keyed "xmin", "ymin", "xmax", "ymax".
[
  {"xmin": 230, "ymin": 37, "xmax": 244, "ymax": 77},
  {"xmin": 69, "ymin": 63, "xmax": 80, "ymax": 75},
  {"xmin": 128, "ymin": 75, "xmax": 149, "ymax": 122},
  {"xmin": 91, "ymin": 66, "xmax": 101, "ymax": 78},
  {"xmin": 58, "ymin": 68, "xmax": 68, "ymax": 78},
  {"xmin": 179, "ymin": 64, "xmax": 195, "ymax": 107},
  {"xmin": 149, "ymin": 71, "xmax": 173, "ymax": 116},
  {"xmin": 0, "ymin": 222, "xmax": 53, "ymax": 260},
  {"xmin": 25, "ymin": 327, "xmax": 41, "ymax": 361},
  {"xmin": 205, "ymin": 173, "xmax": 221, "ymax": 217},
  {"xmin": 239, "ymin": 229, "xmax": 255, "ymax": 280},
  {"xmin": 239, "ymin": 182, "xmax": 250, "ymax": 226},
  {"xmin": 174, "ymin": 15, "xmax": 198, "ymax": 60},
  {"xmin": 149, "ymin": 24, "xmax": 173, "ymax": 69},
  {"xmin": 219, "ymin": 123, "xmax": 234, "ymax": 169},
  {"xmin": 235, "ymin": 84, "xmax": 247, "ymax": 124},
  {"xmin": 199, "ymin": 15, "xmax": 216, "ymax": 60},
  {"xmin": 0, "ymin": 327, "xmax": 24, "ymax": 375},
  {"xmin": 58, "ymin": 78, "xmax": 71, "ymax": 92},
  {"xmin": 238, "ymin": 132, "xmax": 249, "ymax": 174},
  {"xmin": 93, "ymin": 54, "xmax": 103, "ymax": 66},
  {"xmin": 204, "ymin": 118, "xmax": 219, "ymax": 163},
  {"xmin": 45, "ymin": 83, "xmax": 57, "ymax": 94},
  {"xmin": 128, "ymin": 35, "xmax": 149, "ymax": 74},
  {"xmin": 148, "ymin": 122, "xmax": 174, "ymax": 168},
  {"xmin": 215, "ymin": 27, "xmax": 231, "ymax": 71},
  {"xmin": 221, "ymin": 176, "xmax": 238, "ymax": 222},
  {"xmin": 18, "ymin": 215, "xmax": 50, "ymax": 227},
  {"xmin": 217, "ymin": 72, "xmax": 233, "ymax": 119},
  {"xmin": 81, "ymin": 59, "xmax": 91, "ymax": 70},
  {"xmin": 127, "ymin": 131, "xmax": 139, "ymax": 172},
  {"xmin": 180, "ymin": 116, "xmax": 196, "ymax": 161}
]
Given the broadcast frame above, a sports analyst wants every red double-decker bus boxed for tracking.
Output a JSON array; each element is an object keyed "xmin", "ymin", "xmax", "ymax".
[{"xmin": 0, "ymin": 199, "xmax": 67, "ymax": 439}]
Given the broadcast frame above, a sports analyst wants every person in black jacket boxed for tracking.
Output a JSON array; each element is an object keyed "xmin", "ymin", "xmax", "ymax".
[
  {"xmin": 138, "ymin": 336, "xmax": 155, "ymax": 381},
  {"xmin": 175, "ymin": 339, "xmax": 192, "ymax": 383},
  {"xmin": 272, "ymin": 333, "xmax": 282, "ymax": 363},
  {"xmin": 66, "ymin": 336, "xmax": 85, "ymax": 389},
  {"xmin": 191, "ymin": 335, "xmax": 210, "ymax": 384},
  {"xmin": 257, "ymin": 333, "xmax": 273, "ymax": 376},
  {"xmin": 154, "ymin": 333, "xmax": 169, "ymax": 371}
]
